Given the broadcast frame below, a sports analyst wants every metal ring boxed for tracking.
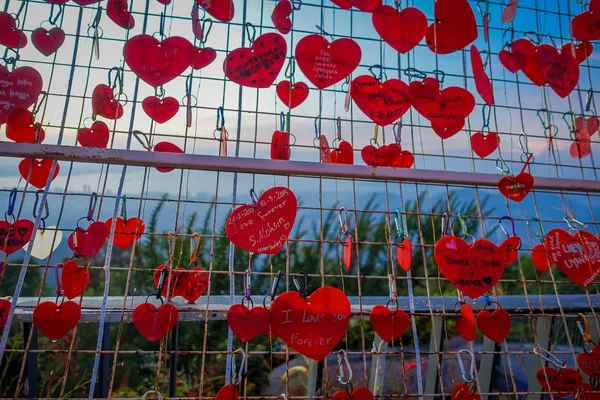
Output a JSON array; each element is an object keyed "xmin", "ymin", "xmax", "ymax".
[
  {"xmin": 240, "ymin": 296, "xmax": 254, "ymax": 310},
  {"xmin": 386, "ymin": 298, "xmax": 398, "ymax": 315},
  {"xmin": 141, "ymin": 390, "xmax": 163, "ymax": 400},
  {"xmin": 145, "ymin": 294, "xmax": 164, "ymax": 312}
]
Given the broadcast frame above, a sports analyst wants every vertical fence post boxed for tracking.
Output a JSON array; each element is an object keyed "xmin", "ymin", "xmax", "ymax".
[
  {"xmin": 23, "ymin": 323, "xmax": 38, "ymax": 399},
  {"xmin": 479, "ymin": 337, "xmax": 498, "ymax": 400},
  {"xmin": 368, "ymin": 333, "xmax": 387, "ymax": 396},
  {"xmin": 424, "ymin": 315, "xmax": 445, "ymax": 400},
  {"xmin": 526, "ymin": 317, "xmax": 553, "ymax": 400},
  {"xmin": 170, "ymin": 322, "xmax": 179, "ymax": 397},
  {"xmin": 97, "ymin": 322, "xmax": 110, "ymax": 398}
]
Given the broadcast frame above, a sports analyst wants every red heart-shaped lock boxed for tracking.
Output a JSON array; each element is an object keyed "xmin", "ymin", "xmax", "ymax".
[
  {"xmin": 544, "ymin": 229, "xmax": 600, "ymax": 287},
  {"xmin": 227, "ymin": 304, "xmax": 270, "ymax": 342},
  {"xmin": 498, "ymin": 48, "xmax": 526, "ymax": 73},
  {"xmin": 105, "ymin": 217, "xmax": 145, "ymax": 249},
  {"xmin": 570, "ymin": 130, "xmax": 591, "ymax": 158},
  {"xmin": 276, "ymin": 81, "xmax": 310, "ymax": 109},
  {"xmin": 196, "ymin": 0, "xmax": 234, "ymax": 22},
  {"xmin": 536, "ymin": 367, "xmax": 582, "ymax": 397},
  {"xmin": 456, "ymin": 303, "xmax": 476, "ymax": 341},
  {"xmin": 6, "ymin": 108, "xmax": 45, "ymax": 144},
  {"xmin": 476, "ymin": 308, "xmax": 511, "ymax": 344},
  {"xmin": 370, "ymin": 305, "xmax": 409, "ymax": 342},
  {"xmin": 18, "ymin": 159, "xmax": 60, "ymax": 189},
  {"xmin": 576, "ymin": 116, "xmax": 599, "ymax": 136},
  {"xmin": 501, "ymin": 0, "xmax": 518, "ymax": 23},
  {"xmin": 396, "ymin": 237, "xmax": 412, "ymax": 272},
  {"xmin": 132, "ymin": 302, "xmax": 179, "ymax": 342},
  {"xmin": 510, "ymin": 39, "xmax": 546, "ymax": 86},
  {"xmin": 361, "ymin": 144, "xmax": 398, "ymax": 167},
  {"xmin": 372, "ymin": 5, "xmax": 427, "ymax": 54},
  {"xmin": 191, "ymin": 47, "xmax": 217, "ymax": 70},
  {"xmin": 578, "ymin": 345, "xmax": 600, "ymax": 379},
  {"xmin": 331, "ymin": 141, "xmax": 354, "ymax": 165},
  {"xmin": 499, "ymin": 236, "xmax": 521, "ymax": 265},
  {"xmin": 215, "ymin": 385, "xmax": 238, "ymax": 400},
  {"xmin": 531, "ymin": 243, "xmax": 552, "ymax": 272},
  {"xmin": 225, "ymin": 187, "xmax": 297, "ymax": 254},
  {"xmin": 0, "ymin": 299, "xmax": 11, "ymax": 331},
  {"xmin": 271, "ymin": 131, "xmax": 291, "ymax": 160},
  {"xmin": 224, "ymin": 33, "xmax": 286, "ymax": 88},
  {"xmin": 142, "ymin": 96, "xmax": 179, "ymax": 124},
  {"xmin": 125, "ymin": 35, "xmax": 194, "ymax": 88},
  {"xmin": 92, "ymin": 84, "xmax": 123, "ymax": 120},
  {"xmin": 153, "ymin": 265, "xmax": 183, "ymax": 298},
  {"xmin": 351, "ymin": 75, "xmax": 410, "ymax": 126},
  {"xmin": 178, "ymin": 267, "xmax": 209, "ymax": 302},
  {"xmin": 470, "ymin": 45, "xmax": 494, "ymax": 105},
  {"xmin": 319, "ymin": 135, "xmax": 332, "ymax": 163},
  {"xmin": 0, "ymin": 12, "xmax": 27, "ymax": 48},
  {"xmin": 332, "ymin": 388, "xmax": 374, "ymax": 400},
  {"xmin": 452, "ymin": 384, "xmax": 480, "ymax": 400},
  {"xmin": 31, "ymin": 27, "xmax": 65, "ymax": 56},
  {"xmin": 272, "ymin": 0, "xmax": 292, "ymax": 34},
  {"xmin": 0, "ymin": 65, "xmax": 44, "ymax": 125},
  {"xmin": 271, "ymin": 286, "xmax": 351, "ymax": 361},
  {"xmin": 563, "ymin": 42, "xmax": 594, "ymax": 64},
  {"xmin": 295, "ymin": 34, "xmax": 361, "ymax": 89},
  {"xmin": 153, "ymin": 141, "xmax": 184, "ymax": 173},
  {"xmin": 537, "ymin": 45, "xmax": 580, "ymax": 98},
  {"xmin": 434, "ymin": 236, "xmax": 506, "ymax": 299},
  {"xmin": 497, "ymin": 172, "xmax": 534, "ymax": 202},
  {"xmin": 348, "ymin": 0, "xmax": 381, "ymax": 12},
  {"xmin": 580, "ymin": 383, "xmax": 600, "ymax": 400},
  {"xmin": 425, "ymin": 0, "xmax": 477, "ymax": 54},
  {"xmin": 470, "ymin": 132, "xmax": 499, "ymax": 158},
  {"xmin": 330, "ymin": 0, "xmax": 352, "ymax": 8},
  {"xmin": 68, "ymin": 221, "xmax": 107, "ymax": 257},
  {"xmin": 33, "ymin": 301, "xmax": 81, "ymax": 340},
  {"xmin": 572, "ymin": 1, "xmax": 600, "ymax": 42},
  {"xmin": 107, "ymin": 0, "xmax": 135, "ymax": 29},
  {"xmin": 0, "ymin": 219, "xmax": 34, "ymax": 255},
  {"xmin": 391, "ymin": 148, "xmax": 414, "ymax": 168},
  {"xmin": 78, "ymin": 121, "xmax": 109, "ymax": 148},
  {"xmin": 343, "ymin": 235, "xmax": 352, "ymax": 271},
  {"xmin": 61, "ymin": 260, "xmax": 90, "ymax": 300}
]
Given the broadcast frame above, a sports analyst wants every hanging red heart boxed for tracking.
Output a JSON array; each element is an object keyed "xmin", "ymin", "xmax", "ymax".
[
  {"xmin": 276, "ymin": 81, "xmax": 310, "ymax": 108},
  {"xmin": 271, "ymin": 286, "xmax": 351, "ymax": 361},
  {"xmin": 271, "ymin": 131, "xmax": 291, "ymax": 160},
  {"xmin": 295, "ymin": 34, "xmax": 361, "ymax": 89},
  {"xmin": 61, "ymin": 260, "xmax": 90, "ymax": 300},
  {"xmin": 351, "ymin": 75, "xmax": 410, "ymax": 126},
  {"xmin": 562, "ymin": 42, "xmax": 594, "ymax": 64},
  {"xmin": 348, "ymin": 0, "xmax": 381, "ymax": 12},
  {"xmin": 226, "ymin": 187, "xmax": 297, "ymax": 254},
  {"xmin": 544, "ymin": 229, "xmax": 600, "ymax": 288},
  {"xmin": 18, "ymin": 158, "xmax": 60, "ymax": 189},
  {"xmin": 272, "ymin": 0, "xmax": 292, "ymax": 34},
  {"xmin": 0, "ymin": 219, "xmax": 34, "ymax": 255},
  {"xmin": 391, "ymin": 148, "xmax": 414, "ymax": 168},
  {"xmin": 396, "ymin": 237, "xmax": 412, "ymax": 272},
  {"xmin": 77, "ymin": 120, "xmax": 109, "ymax": 149},
  {"xmin": 124, "ymin": 35, "xmax": 194, "ymax": 88},
  {"xmin": 537, "ymin": 45, "xmax": 580, "ymax": 98},
  {"xmin": 178, "ymin": 267, "xmax": 209, "ymax": 302},
  {"xmin": 456, "ymin": 303, "xmax": 476, "ymax": 341},
  {"xmin": 536, "ymin": 367, "xmax": 582, "ymax": 397},
  {"xmin": 361, "ymin": 144, "xmax": 399, "ymax": 167},
  {"xmin": 92, "ymin": 84, "xmax": 124, "ymax": 120},
  {"xmin": 470, "ymin": 45, "xmax": 494, "ymax": 105},
  {"xmin": 570, "ymin": 130, "xmax": 591, "ymax": 158},
  {"xmin": 67, "ymin": 221, "xmax": 107, "ymax": 257},
  {"xmin": 578, "ymin": 345, "xmax": 600, "ymax": 379},
  {"xmin": 476, "ymin": 308, "xmax": 511, "ymax": 344},
  {"xmin": 501, "ymin": 0, "xmax": 518, "ymax": 23},
  {"xmin": 510, "ymin": 39, "xmax": 546, "ymax": 86},
  {"xmin": 372, "ymin": 5, "xmax": 427, "ymax": 54},
  {"xmin": 320, "ymin": 135, "xmax": 332, "ymax": 163},
  {"xmin": 33, "ymin": 301, "xmax": 81, "ymax": 340},
  {"xmin": 6, "ymin": 108, "xmax": 45, "ymax": 144},
  {"xmin": 572, "ymin": 1, "xmax": 600, "ymax": 42},
  {"xmin": 370, "ymin": 305, "xmax": 409, "ymax": 342},
  {"xmin": 425, "ymin": 0, "xmax": 478, "ymax": 54},
  {"xmin": 142, "ymin": 96, "xmax": 179, "ymax": 124},
  {"xmin": 153, "ymin": 141, "xmax": 184, "ymax": 173},
  {"xmin": 105, "ymin": 217, "xmax": 145, "ymax": 249},
  {"xmin": 132, "ymin": 302, "xmax": 179, "ymax": 342},
  {"xmin": 0, "ymin": 299, "xmax": 11, "ymax": 331},
  {"xmin": 332, "ymin": 388, "xmax": 374, "ymax": 400},
  {"xmin": 531, "ymin": 243, "xmax": 552, "ymax": 272},
  {"xmin": 330, "ymin": 0, "xmax": 352, "ymax": 8},
  {"xmin": 343, "ymin": 235, "xmax": 352, "ymax": 271},
  {"xmin": 497, "ymin": 172, "xmax": 534, "ymax": 202},
  {"xmin": 224, "ymin": 33, "xmax": 286, "ymax": 88},
  {"xmin": 196, "ymin": 0, "xmax": 234, "ymax": 22},
  {"xmin": 580, "ymin": 383, "xmax": 600, "ymax": 400},
  {"xmin": 499, "ymin": 236, "xmax": 521, "ymax": 265},
  {"xmin": 227, "ymin": 304, "xmax": 270, "ymax": 342},
  {"xmin": 191, "ymin": 47, "xmax": 217, "ymax": 70},
  {"xmin": 576, "ymin": 116, "xmax": 599, "ymax": 136},
  {"xmin": 0, "ymin": 12, "xmax": 27, "ymax": 48},
  {"xmin": 498, "ymin": 47, "xmax": 526, "ymax": 74},
  {"xmin": 470, "ymin": 132, "xmax": 499, "ymax": 159},
  {"xmin": 153, "ymin": 265, "xmax": 183, "ymax": 298},
  {"xmin": 107, "ymin": 0, "xmax": 135, "ymax": 29},
  {"xmin": 434, "ymin": 237, "xmax": 506, "ymax": 299},
  {"xmin": 331, "ymin": 141, "xmax": 354, "ymax": 165},
  {"xmin": 31, "ymin": 27, "xmax": 65, "ymax": 56},
  {"xmin": 0, "ymin": 65, "xmax": 44, "ymax": 126},
  {"xmin": 215, "ymin": 385, "xmax": 238, "ymax": 400},
  {"xmin": 452, "ymin": 384, "xmax": 480, "ymax": 400}
]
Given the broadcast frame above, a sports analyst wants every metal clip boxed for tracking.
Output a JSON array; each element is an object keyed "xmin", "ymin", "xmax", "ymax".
[
  {"xmin": 498, "ymin": 216, "xmax": 516, "ymax": 238},
  {"xmin": 457, "ymin": 349, "xmax": 476, "ymax": 383},
  {"xmin": 190, "ymin": 232, "xmax": 202, "ymax": 265},
  {"xmin": 33, "ymin": 189, "xmax": 50, "ymax": 231},
  {"xmin": 141, "ymin": 390, "xmax": 163, "ymax": 400},
  {"xmin": 533, "ymin": 347, "xmax": 566, "ymax": 368},
  {"xmin": 243, "ymin": 269, "xmax": 251, "ymax": 299},
  {"xmin": 292, "ymin": 271, "xmax": 309, "ymax": 297},
  {"xmin": 337, "ymin": 350, "xmax": 353, "ymax": 385},
  {"xmin": 564, "ymin": 216, "xmax": 587, "ymax": 232},
  {"xmin": 526, "ymin": 218, "xmax": 546, "ymax": 243},
  {"xmin": 231, "ymin": 349, "xmax": 246, "ymax": 386},
  {"xmin": 270, "ymin": 271, "xmax": 281, "ymax": 301},
  {"xmin": 87, "ymin": 192, "xmax": 98, "ymax": 221},
  {"xmin": 338, "ymin": 207, "xmax": 349, "ymax": 235},
  {"xmin": 441, "ymin": 213, "xmax": 450, "ymax": 237}
]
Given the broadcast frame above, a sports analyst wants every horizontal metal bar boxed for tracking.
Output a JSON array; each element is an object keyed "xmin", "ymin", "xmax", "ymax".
[{"xmin": 2, "ymin": 143, "xmax": 600, "ymax": 193}]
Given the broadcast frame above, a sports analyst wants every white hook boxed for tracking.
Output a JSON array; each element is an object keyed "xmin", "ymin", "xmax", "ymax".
[
  {"xmin": 231, "ymin": 348, "xmax": 246, "ymax": 385},
  {"xmin": 457, "ymin": 349, "xmax": 476, "ymax": 383},
  {"xmin": 533, "ymin": 347, "xmax": 565, "ymax": 369},
  {"xmin": 337, "ymin": 349, "xmax": 353, "ymax": 385}
]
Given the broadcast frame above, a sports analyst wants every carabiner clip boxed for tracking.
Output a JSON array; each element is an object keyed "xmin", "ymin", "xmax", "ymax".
[
  {"xmin": 457, "ymin": 349, "xmax": 476, "ymax": 383},
  {"xmin": 190, "ymin": 232, "xmax": 202, "ymax": 265},
  {"xmin": 498, "ymin": 216, "xmax": 516, "ymax": 238},
  {"xmin": 337, "ymin": 350, "xmax": 353, "ymax": 385},
  {"xmin": 338, "ymin": 207, "xmax": 349, "ymax": 235},
  {"xmin": 231, "ymin": 349, "xmax": 246, "ymax": 386},
  {"xmin": 533, "ymin": 347, "xmax": 566, "ymax": 369},
  {"xmin": 527, "ymin": 218, "xmax": 546, "ymax": 243}
]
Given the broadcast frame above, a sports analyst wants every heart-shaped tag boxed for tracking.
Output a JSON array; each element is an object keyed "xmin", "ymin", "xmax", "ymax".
[
  {"xmin": 510, "ymin": 39, "xmax": 546, "ymax": 86},
  {"xmin": 456, "ymin": 303, "xmax": 476, "ymax": 341},
  {"xmin": 0, "ymin": 65, "xmax": 44, "ymax": 125},
  {"xmin": 271, "ymin": 286, "xmax": 351, "ymax": 361},
  {"xmin": 196, "ymin": 0, "xmax": 234, "ymax": 22},
  {"xmin": 105, "ymin": 217, "xmax": 145, "ymax": 249},
  {"xmin": 578, "ymin": 345, "xmax": 600, "ymax": 379},
  {"xmin": 572, "ymin": 2, "xmax": 600, "ymax": 42},
  {"xmin": 19, "ymin": 159, "xmax": 59, "ymax": 189},
  {"xmin": 370, "ymin": 305, "xmax": 409, "ymax": 342},
  {"xmin": 295, "ymin": 34, "xmax": 361, "ymax": 89},
  {"xmin": 470, "ymin": 45, "xmax": 494, "ymax": 105},
  {"xmin": 476, "ymin": 308, "xmax": 511, "ymax": 344},
  {"xmin": 434, "ymin": 237, "xmax": 506, "ymax": 299},
  {"xmin": 351, "ymin": 75, "xmax": 410, "ymax": 126},
  {"xmin": 0, "ymin": 219, "xmax": 34, "ymax": 255},
  {"xmin": 276, "ymin": 81, "xmax": 310, "ymax": 108},
  {"xmin": 391, "ymin": 148, "xmax": 414, "ymax": 168},
  {"xmin": 61, "ymin": 260, "xmax": 90, "ymax": 300},
  {"xmin": 142, "ymin": 96, "xmax": 179, "ymax": 124},
  {"xmin": 531, "ymin": 243, "xmax": 552, "ymax": 272},
  {"xmin": 452, "ymin": 384, "xmax": 480, "ymax": 400},
  {"xmin": 78, "ymin": 120, "xmax": 109, "ymax": 148},
  {"xmin": 320, "ymin": 135, "xmax": 332, "ymax": 163},
  {"xmin": 536, "ymin": 367, "xmax": 582, "ymax": 397},
  {"xmin": 132, "ymin": 302, "xmax": 179, "ymax": 342},
  {"xmin": 499, "ymin": 236, "xmax": 521, "ymax": 265},
  {"xmin": 92, "ymin": 84, "xmax": 123, "ymax": 120},
  {"xmin": 191, "ymin": 47, "xmax": 217, "ymax": 70},
  {"xmin": 537, "ymin": 45, "xmax": 580, "ymax": 98},
  {"xmin": 332, "ymin": 388, "xmax": 374, "ymax": 400},
  {"xmin": 225, "ymin": 187, "xmax": 297, "ymax": 254},
  {"xmin": 396, "ymin": 237, "xmax": 412, "ymax": 272},
  {"xmin": 178, "ymin": 267, "xmax": 209, "ymax": 302},
  {"xmin": 271, "ymin": 131, "xmax": 291, "ymax": 160},
  {"xmin": 0, "ymin": 12, "xmax": 27, "ymax": 48},
  {"xmin": 501, "ymin": 0, "xmax": 518, "ymax": 23},
  {"xmin": 31, "ymin": 27, "xmax": 65, "ymax": 56},
  {"xmin": 361, "ymin": 144, "xmax": 398, "ymax": 167},
  {"xmin": 224, "ymin": 33, "xmax": 286, "ymax": 88},
  {"xmin": 497, "ymin": 172, "xmax": 534, "ymax": 202},
  {"xmin": 6, "ymin": 108, "xmax": 45, "ymax": 144},
  {"xmin": 29, "ymin": 226, "xmax": 62, "ymax": 260},
  {"xmin": 227, "ymin": 304, "xmax": 270, "ymax": 342},
  {"xmin": 372, "ymin": 5, "xmax": 427, "ymax": 54},
  {"xmin": 498, "ymin": 48, "xmax": 526, "ymax": 73},
  {"xmin": 153, "ymin": 141, "xmax": 184, "ymax": 173},
  {"xmin": 470, "ymin": 132, "xmax": 499, "ymax": 159},
  {"xmin": 153, "ymin": 265, "xmax": 183, "ymax": 298},
  {"xmin": 580, "ymin": 383, "xmax": 600, "ymax": 400},
  {"xmin": 215, "ymin": 385, "xmax": 238, "ymax": 400},
  {"xmin": 67, "ymin": 221, "xmax": 107, "ymax": 257},
  {"xmin": 576, "ymin": 116, "xmax": 599, "ymax": 136},
  {"xmin": 563, "ymin": 42, "xmax": 594, "ymax": 64},
  {"xmin": 0, "ymin": 299, "xmax": 11, "ymax": 331},
  {"xmin": 570, "ymin": 130, "xmax": 591, "ymax": 158},
  {"xmin": 331, "ymin": 141, "xmax": 354, "ymax": 165},
  {"xmin": 343, "ymin": 235, "xmax": 352, "ymax": 271},
  {"xmin": 107, "ymin": 0, "xmax": 135, "ymax": 29},
  {"xmin": 544, "ymin": 229, "xmax": 600, "ymax": 288},
  {"xmin": 425, "ymin": 0, "xmax": 478, "ymax": 54},
  {"xmin": 348, "ymin": 0, "xmax": 381, "ymax": 12},
  {"xmin": 33, "ymin": 301, "xmax": 81, "ymax": 340},
  {"xmin": 272, "ymin": 0, "xmax": 292, "ymax": 34}
]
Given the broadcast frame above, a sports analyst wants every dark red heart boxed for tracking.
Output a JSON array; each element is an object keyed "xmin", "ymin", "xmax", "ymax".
[
  {"xmin": 224, "ymin": 33, "xmax": 286, "ymax": 88},
  {"xmin": 580, "ymin": 383, "xmax": 600, "ymax": 400},
  {"xmin": 332, "ymin": 388, "xmax": 374, "ymax": 400},
  {"xmin": 196, "ymin": 0, "xmax": 234, "ymax": 22},
  {"xmin": 396, "ymin": 237, "xmax": 412, "ymax": 272},
  {"xmin": 92, "ymin": 84, "xmax": 123, "ymax": 120},
  {"xmin": 142, "ymin": 96, "xmax": 179, "ymax": 124},
  {"xmin": 425, "ymin": 0, "xmax": 478, "ymax": 54},
  {"xmin": 271, "ymin": 287, "xmax": 351, "ymax": 361},
  {"xmin": 276, "ymin": 81, "xmax": 309, "ymax": 108},
  {"xmin": 105, "ymin": 217, "xmax": 145, "ymax": 249},
  {"xmin": 536, "ymin": 367, "xmax": 582, "ymax": 397},
  {"xmin": 0, "ymin": 65, "xmax": 44, "ymax": 125},
  {"xmin": 351, "ymin": 75, "xmax": 410, "ymax": 126},
  {"xmin": 511, "ymin": 39, "xmax": 546, "ymax": 86},
  {"xmin": 0, "ymin": 12, "xmax": 27, "ymax": 48},
  {"xmin": 227, "ymin": 304, "xmax": 270, "ymax": 342},
  {"xmin": 361, "ymin": 144, "xmax": 398, "ymax": 167},
  {"xmin": 272, "ymin": 0, "xmax": 292, "ymax": 34},
  {"xmin": 132, "ymin": 303, "xmax": 179, "ymax": 342},
  {"xmin": 153, "ymin": 265, "xmax": 183, "ymax": 298},
  {"xmin": 215, "ymin": 385, "xmax": 238, "ymax": 400},
  {"xmin": 497, "ymin": 172, "xmax": 534, "ymax": 202},
  {"xmin": 498, "ymin": 48, "xmax": 526, "ymax": 73},
  {"xmin": 319, "ymin": 135, "xmax": 332, "ymax": 163},
  {"xmin": 372, "ymin": 5, "xmax": 427, "ymax": 54},
  {"xmin": 499, "ymin": 236, "xmax": 521, "ymax": 265},
  {"xmin": 191, "ymin": 47, "xmax": 217, "ymax": 70},
  {"xmin": 452, "ymin": 384, "xmax": 480, "ymax": 400},
  {"xmin": 153, "ymin": 141, "xmax": 184, "ymax": 173},
  {"xmin": 225, "ymin": 187, "xmax": 297, "ymax": 254},
  {"xmin": 78, "ymin": 120, "xmax": 109, "ymax": 148},
  {"xmin": 456, "ymin": 303, "xmax": 476, "ymax": 341},
  {"xmin": 544, "ymin": 229, "xmax": 600, "ymax": 288},
  {"xmin": 6, "ymin": 108, "xmax": 45, "ymax": 144},
  {"xmin": 0, "ymin": 299, "xmax": 11, "ymax": 331},
  {"xmin": 570, "ymin": 130, "xmax": 591, "ymax": 158},
  {"xmin": 476, "ymin": 308, "xmax": 511, "ymax": 344},
  {"xmin": 348, "ymin": 0, "xmax": 381, "ymax": 12},
  {"xmin": 67, "ymin": 221, "xmax": 107, "ymax": 257},
  {"xmin": 271, "ymin": 131, "xmax": 291, "ymax": 160},
  {"xmin": 572, "ymin": 2, "xmax": 600, "ymax": 42},
  {"xmin": 391, "ymin": 148, "xmax": 414, "ymax": 168},
  {"xmin": 178, "ymin": 267, "xmax": 209, "ymax": 302},
  {"xmin": 370, "ymin": 305, "xmax": 409, "ymax": 342},
  {"xmin": 107, "ymin": 0, "xmax": 135, "ymax": 29},
  {"xmin": 31, "ymin": 27, "xmax": 65, "ymax": 56},
  {"xmin": 331, "ymin": 141, "xmax": 354, "ymax": 165},
  {"xmin": 0, "ymin": 219, "xmax": 34, "ymax": 255},
  {"xmin": 470, "ymin": 132, "xmax": 499, "ymax": 158},
  {"xmin": 538, "ymin": 45, "xmax": 580, "ymax": 98},
  {"xmin": 61, "ymin": 260, "xmax": 90, "ymax": 300},
  {"xmin": 531, "ymin": 243, "xmax": 553, "ymax": 272},
  {"xmin": 470, "ymin": 45, "xmax": 494, "ymax": 105},
  {"xmin": 578, "ymin": 345, "xmax": 600, "ymax": 379},
  {"xmin": 576, "ymin": 116, "xmax": 599, "ymax": 136},
  {"xmin": 33, "ymin": 301, "xmax": 81, "ymax": 340},
  {"xmin": 18, "ymin": 159, "xmax": 60, "ymax": 189},
  {"xmin": 295, "ymin": 34, "xmax": 361, "ymax": 89},
  {"xmin": 563, "ymin": 42, "xmax": 594, "ymax": 64}
]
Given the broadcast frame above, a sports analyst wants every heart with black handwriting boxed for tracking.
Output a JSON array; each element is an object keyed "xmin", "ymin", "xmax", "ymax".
[
  {"xmin": 536, "ymin": 367, "xmax": 582, "ymax": 398},
  {"xmin": 351, "ymin": 75, "xmax": 410, "ymax": 126},
  {"xmin": 578, "ymin": 345, "xmax": 600, "ymax": 379},
  {"xmin": 92, "ymin": 84, "xmax": 123, "ymax": 120},
  {"xmin": 77, "ymin": 120, "xmax": 109, "ymax": 148},
  {"xmin": 0, "ymin": 219, "xmax": 34, "ymax": 255},
  {"xmin": 537, "ymin": 45, "xmax": 580, "ymax": 98}
]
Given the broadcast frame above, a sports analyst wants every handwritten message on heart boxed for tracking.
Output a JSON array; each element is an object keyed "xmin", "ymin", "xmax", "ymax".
[
  {"xmin": 536, "ymin": 367, "xmax": 582, "ymax": 398},
  {"xmin": 0, "ymin": 219, "xmax": 34, "ymax": 255},
  {"xmin": 351, "ymin": 75, "xmax": 410, "ymax": 126},
  {"xmin": 0, "ymin": 66, "xmax": 44, "ymax": 125},
  {"xmin": 544, "ymin": 229, "xmax": 600, "ymax": 288},
  {"xmin": 578, "ymin": 345, "xmax": 600, "ymax": 379}
]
